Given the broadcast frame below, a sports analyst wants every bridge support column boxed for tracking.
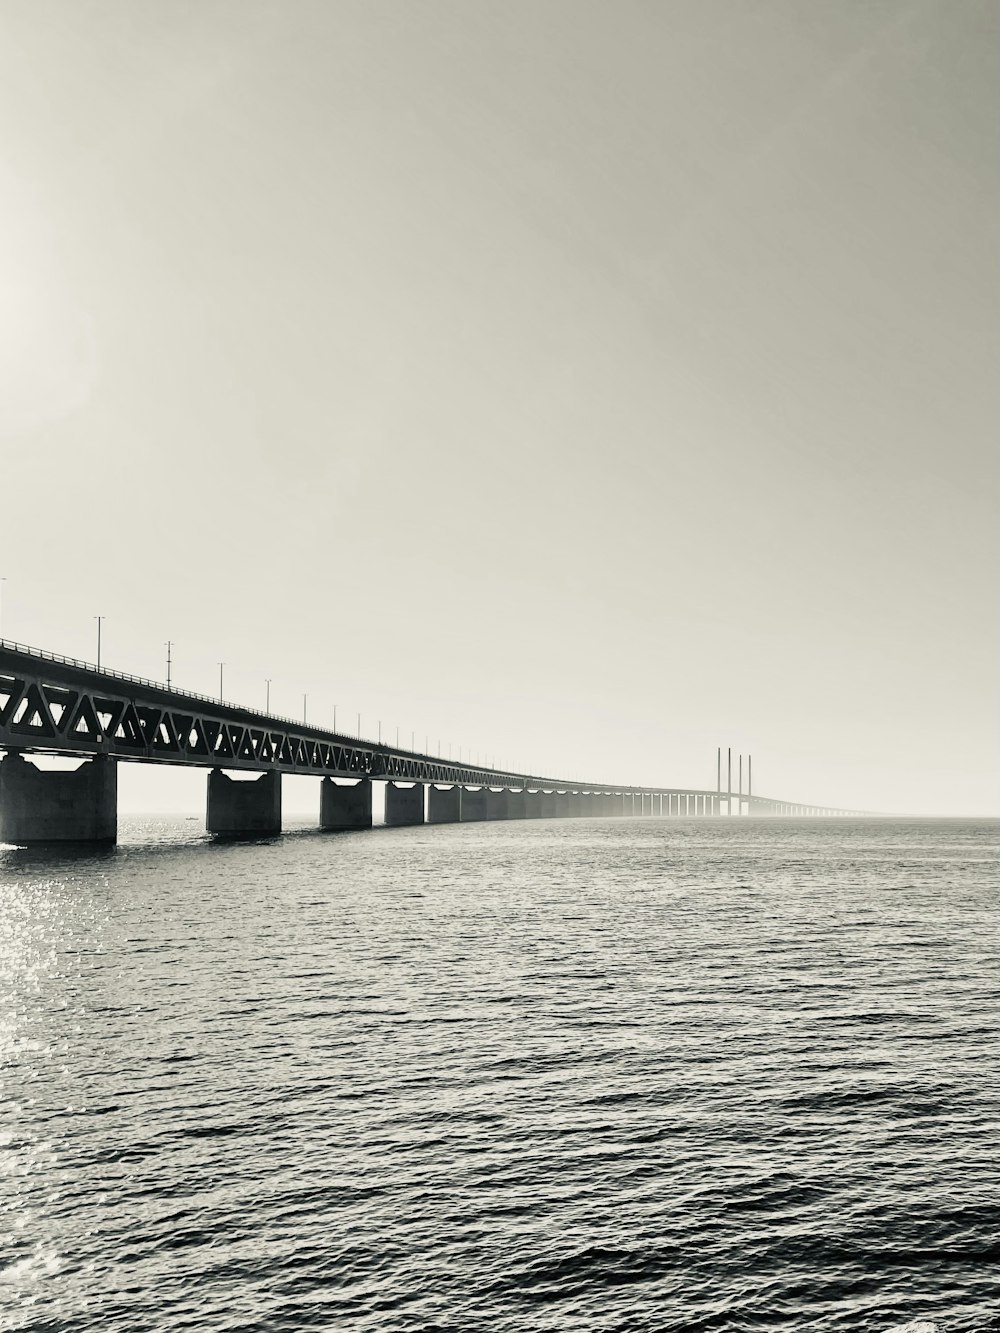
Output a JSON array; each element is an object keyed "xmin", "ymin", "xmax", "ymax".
[
  {"xmin": 321, "ymin": 777, "xmax": 372, "ymax": 829},
  {"xmin": 507, "ymin": 789, "xmax": 527, "ymax": 819},
  {"xmin": 0, "ymin": 753, "xmax": 117, "ymax": 844},
  {"xmin": 460, "ymin": 787, "xmax": 488, "ymax": 821},
  {"xmin": 540, "ymin": 791, "xmax": 557, "ymax": 818},
  {"xmin": 427, "ymin": 785, "xmax": 461, "ymax": 824},
  {"xmin": 485, "ymin": 789, "xmax": 509, "ymax": 820},
  {"xmin": 207, "ymin": 768, "xmax": 281, "ymax": 837},
  {"xmin": 525, "ymin": 790, "xmax": 543, "ymax": 818},
  {"xmin": 385, "ymin": 782, "xmax": 424, "ymax": 827}
]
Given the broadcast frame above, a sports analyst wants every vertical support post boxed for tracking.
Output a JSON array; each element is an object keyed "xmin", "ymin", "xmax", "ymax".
[
  {"xmin": 427, "ymin": 784, "xmax": 461, "ymax": 824},
  {"xmin": 384, "ymin": 782, "xmax": 424, "ymax": 827},
  {"xmin": 460, "ymin": 787, "xmax": 488, "ymax": 821},
  {"xmin": 320, "ymin": 777, "xmax": 372, "ymax": 829},
  {"xmin": 0, "ymin": 753, "xmax": 117, "ymax": 844},
  {"xmin": 207, "ymin": 768, "xmax": 281, "ymax": 837}
]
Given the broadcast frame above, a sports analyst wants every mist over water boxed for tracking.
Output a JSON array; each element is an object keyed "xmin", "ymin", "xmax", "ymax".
[{"xmin": 2, "ymin": 817, "xmax": 997, "ymax": 1331}]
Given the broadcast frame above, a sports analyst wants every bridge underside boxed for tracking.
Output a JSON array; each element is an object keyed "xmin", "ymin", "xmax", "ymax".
[{"xmin": 0, "ymin": 641, "xmax": 865, "ymax": 844}]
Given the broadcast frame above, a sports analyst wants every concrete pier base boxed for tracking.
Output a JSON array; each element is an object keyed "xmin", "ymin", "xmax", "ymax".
[
  {"xmin": 427, "ymin": 785, "xmax": 461, "ymax": 824},
  {"xmin": 385, "ymin": 782, "xmax": 424, "ymax": 827},
  {"xmin": 485, "ymin": 789, "xmax": 509, "ymax": 820},
  {"xmin": 539, "ymin": 791, "xmax": 557, "ymax": 819},
  {"xmin": 460, "ymin": 788, "xmax": 488, "ymax": 821},
  {"xmin": 524, "ymin": 791, "xmax": 544, "ymax": 818},
  {"xmin": 506, "ymin": 789, "xmax": 527, "ymax": 819},
  {"xmin": 0, "ymin": 753, "xmax": 117, "ymax": 844},
  {"xmin": 320, "ymin": 778, "xmax": 372, "ymax": 830},
  {"xmin": 207, "ymin": 768, "xmax": 281, "ymax": 837}
]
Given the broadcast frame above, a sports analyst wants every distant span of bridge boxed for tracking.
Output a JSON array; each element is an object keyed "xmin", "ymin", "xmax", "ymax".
[{"xmin": 0, "ymin": 640, "xmax": 869, "ymax": 844}]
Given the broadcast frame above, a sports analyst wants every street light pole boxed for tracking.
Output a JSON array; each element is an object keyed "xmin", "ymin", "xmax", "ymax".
[
  {"xmin": 0, "ymin": 576, "xmax": 6, "ymax": 638},
  {"xmin": 303, "ymin": 694, "xmax": 307, "ymax": 725},
  {"xmin": 218, "ymin": 663, "xmax": 224, "ymax": 702},
  {"xmin": 333, "ymin": 703, "xmax": 337, "ymax": 733},
  {"xmin": 265, "ymin": 679, "xmax": 271, "ymax": 712},
  {"xmin": 95, "ymin": 616, "xmax": 104, "ymax": 669},
  {"xmin": 165, "ymin": 641, "xmax": 172, "ymax": 689}
]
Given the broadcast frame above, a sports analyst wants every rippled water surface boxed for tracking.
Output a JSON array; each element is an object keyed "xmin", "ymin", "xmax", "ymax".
[{"xmin": 2, "ymin": 816, "xmax": 997, "ymax": 1331}]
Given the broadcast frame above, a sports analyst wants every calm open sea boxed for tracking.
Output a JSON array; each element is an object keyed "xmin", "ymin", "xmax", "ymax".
[{"xmin": 1, "ymin": 816, "xmax": 997, "ymax": 1332}]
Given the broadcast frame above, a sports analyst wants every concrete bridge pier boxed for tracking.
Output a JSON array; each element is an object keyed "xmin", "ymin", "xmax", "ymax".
[
  {"xmin": 486, "ymin": 789, "xmax": 509, "ymax": 820},
  {"xmin": 524, "ymin": 790, "xmax": 544, "ymax": 818},
  {"xmin": 0, "ymin": 753, "xmax": 117, "ymax": 844},
  {"xmin": 507, "ymin": 789, "xmax": 527, "ymax": 819},
  {"xmin": 385, "ymin": 782, "xmax": 424, "ymax": 827},
  {"xmin": 427, "ymin": 784, "xmax": 461, "ymax": 824},
  {"xmin": 321, "ymin": 778, "xmax": 373, "ymax": 830},
  {"xmin": 207, "ymin": 768, "xmax": 281, "ymax": 837},
  {"xmin": 539, "ymin": 790, "xmax": 557, "ymax": 819},
  {"xmin": 460, "ymin": 787, "xmax": 488, "ymax": 821}
]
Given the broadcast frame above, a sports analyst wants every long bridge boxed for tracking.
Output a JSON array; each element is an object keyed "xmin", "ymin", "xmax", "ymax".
[{"xmin": 0, "ymin": 640, "xmax": 868, "ymax": 844}]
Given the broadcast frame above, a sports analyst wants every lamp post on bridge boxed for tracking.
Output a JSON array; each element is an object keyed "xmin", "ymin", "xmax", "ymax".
[
  {"xmin": 265, "ymin": 679, "xmax": 271, "ymax": 713},
  {"xmin": 95, "ymin": 615, "xmax": 104, "ymax": 669},
  {"xmin": 218, "ymin": 663, "xmax": 224, "ymax": 702},
  {"xmin": 303, "ymin": 694, "xmax": 307, "ymax": 725},
  {"xmin": 333, "ymin": 703, "xmax": 337, "ymax": 733},
  {"xmin": 165, "ymin": 641, "xmax": 172, "ymax": 689}
]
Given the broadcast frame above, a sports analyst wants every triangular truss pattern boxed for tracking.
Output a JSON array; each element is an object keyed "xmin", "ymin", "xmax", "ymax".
[
  {"xmin": 0, "ymin": 676, "xmax": 26, "ymax": 727},
  {"xmin": 68, "ymin": 694, "xmax": 103, "ymax": 740},
  {"xmin": 113, "ymin": 704, "xmax": 146, "ymax": 748},
  {"xmin": 9, "ymin": 683, "xmax": 57, "ymax": 737}
]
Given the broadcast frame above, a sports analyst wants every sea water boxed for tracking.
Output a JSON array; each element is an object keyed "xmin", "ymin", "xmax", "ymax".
[{"xmin": 1, "ymin": 816, "xmax": 997, "ymax": 1331}]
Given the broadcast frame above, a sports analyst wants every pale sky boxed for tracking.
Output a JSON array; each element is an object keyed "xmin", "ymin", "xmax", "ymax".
[{"xmin": 1, "ymin": 0, "xmax": 997, "ymax": 815}]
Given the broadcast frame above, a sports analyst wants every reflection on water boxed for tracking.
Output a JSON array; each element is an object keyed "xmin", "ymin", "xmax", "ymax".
[{"xmin": 1, "ymin": 817, "xmax": 998, "ymax": 1331}]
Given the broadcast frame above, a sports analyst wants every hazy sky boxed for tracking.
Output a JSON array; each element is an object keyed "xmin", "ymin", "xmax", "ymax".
[{"xmin": 1, "ymin": 0, "xmax": 997, "ymax": 815}]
